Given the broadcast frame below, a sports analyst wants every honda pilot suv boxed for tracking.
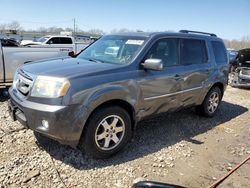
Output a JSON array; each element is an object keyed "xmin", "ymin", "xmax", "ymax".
[{"xmin": 8, "ymin": 30, "xmax": 229, "ymax": 158}]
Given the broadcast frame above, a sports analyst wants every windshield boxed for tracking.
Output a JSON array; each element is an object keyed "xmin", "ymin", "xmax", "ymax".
[
  {"xmin": 77, "ymin": 35, "xmax": 147, "ymax": 65},
  {"xmin": 36, "ymin": 37, "xmax": 49, "ymax": 43}
]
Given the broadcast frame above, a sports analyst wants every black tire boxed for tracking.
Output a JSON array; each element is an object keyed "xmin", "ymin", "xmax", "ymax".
[
  {"xmin": 79, "ymin": 106, "xmax": 132, "ymax": 159},
  {"xmin": 196, "ymin": 87, "xmax": 222, "ymax": 117}
]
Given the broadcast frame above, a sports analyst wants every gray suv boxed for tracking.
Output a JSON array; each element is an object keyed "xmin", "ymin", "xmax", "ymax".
[{"xmin": 8, "ymin": 30, "xmax": 229, "ymax": 158}]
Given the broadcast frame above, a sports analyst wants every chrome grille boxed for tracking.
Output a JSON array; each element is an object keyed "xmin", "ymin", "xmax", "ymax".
[
  {"xmin": 241, "ymin": 68, "xmax": 250, "ymax": 75},
  {"xmin": 16, "ymin": 70, "xmax": 34, "ymax": 95}
]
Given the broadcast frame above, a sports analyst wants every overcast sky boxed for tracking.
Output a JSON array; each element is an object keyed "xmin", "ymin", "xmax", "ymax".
[{"xmin": 0, "ymin": 0, "xmax": 249, "ymax": 40}]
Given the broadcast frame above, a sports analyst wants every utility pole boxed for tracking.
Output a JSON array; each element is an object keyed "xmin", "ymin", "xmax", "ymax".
[{"xmin": 73, "ymin": 18, "xmax": 76, "ymax": 37}]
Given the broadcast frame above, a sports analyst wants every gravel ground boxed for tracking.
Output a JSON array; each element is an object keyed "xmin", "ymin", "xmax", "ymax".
[{"xmin": 0, "ymin": 86, "xmax": 249, "ymax": 188}]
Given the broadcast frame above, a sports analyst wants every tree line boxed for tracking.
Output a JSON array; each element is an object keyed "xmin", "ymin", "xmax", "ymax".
[{"xmin": 0, "ymin": 21, "xmax": 250, "ymax": 50}]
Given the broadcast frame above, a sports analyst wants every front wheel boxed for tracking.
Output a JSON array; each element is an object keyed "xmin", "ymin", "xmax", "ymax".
[
  {"xmin": 196, "ymin": 87, "xmax": 222, "ymax": 117},
  {"xmin": 79, "ymin": 106, "xmax": 132, "ymax": 158}
]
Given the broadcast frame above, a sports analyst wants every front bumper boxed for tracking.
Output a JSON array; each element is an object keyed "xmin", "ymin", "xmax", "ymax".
[
  {"xmin": 8, "ymin": 87, "xmax": 88, "ymax": 147},
  {"xmin": 229, "ymin": 70, "xmax": 250, "ymax": 88}
]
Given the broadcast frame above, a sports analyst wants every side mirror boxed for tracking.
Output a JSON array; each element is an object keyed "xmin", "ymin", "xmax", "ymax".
[
  {"xmin": 68, "ymin": 51, "xmax": 75, "ymax": 57},
  {"xmin": 141, "ymin": 59, "xmax": 163, "ymax": 71},
  {"xmin": 132, "ymin": 181, "xmax": 185, "ymax": 188}
]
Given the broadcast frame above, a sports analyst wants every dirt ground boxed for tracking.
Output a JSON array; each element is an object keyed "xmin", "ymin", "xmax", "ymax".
[{"xmin": 0, "ymin": 86, "xmax": 249, "ymax": 188}]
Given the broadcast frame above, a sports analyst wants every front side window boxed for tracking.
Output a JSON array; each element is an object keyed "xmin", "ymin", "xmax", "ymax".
[
  {"xmin": 180, "ymin": 39, "xmax": 208, "ymax": 65},
  {"xmin": 47, "ymin": 37, "xmax": 61, "ymax": 44},
  {"xmin": 145, "ymin": 38, "xmax": 179, "ymax": 67},
  {"xmin": 78, "ymin": 35, "xmax": 147, "ymax": 65}
]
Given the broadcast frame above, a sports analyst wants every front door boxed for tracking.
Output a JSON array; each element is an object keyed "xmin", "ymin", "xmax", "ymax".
[{"xmin": 137, "ymin": 38, "xmax": 185, "ymax": 118}]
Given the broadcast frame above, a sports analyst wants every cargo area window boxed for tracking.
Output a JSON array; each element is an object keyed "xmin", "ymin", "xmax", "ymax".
[{"xmin": 180, "ymin": 39, "xmax": 208, "ymax": 65}]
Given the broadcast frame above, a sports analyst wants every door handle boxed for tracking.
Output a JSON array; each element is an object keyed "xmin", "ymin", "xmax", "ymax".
[{"xmin": 174, "ymin": 74, "xmax": 181, "ymax": 80}]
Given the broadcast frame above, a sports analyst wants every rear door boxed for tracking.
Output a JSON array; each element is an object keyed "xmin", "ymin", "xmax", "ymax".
[{"xmin": 179, "ymin": 38, "xmax": 213, "ymax": 106}]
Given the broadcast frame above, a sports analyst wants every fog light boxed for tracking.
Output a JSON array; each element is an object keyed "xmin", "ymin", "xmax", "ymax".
[{"xmin": 42, "ymin": 120, "xmax": 49, "ymax": 129}]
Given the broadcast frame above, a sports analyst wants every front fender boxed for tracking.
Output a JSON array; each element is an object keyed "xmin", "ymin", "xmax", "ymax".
[
  {"xmin": 84, "ymin": 84, "xmax": 138, "ymax": 113},
  {"xmin": 68, "ymin": 80, "xmax": 141, "ymax": 145}
]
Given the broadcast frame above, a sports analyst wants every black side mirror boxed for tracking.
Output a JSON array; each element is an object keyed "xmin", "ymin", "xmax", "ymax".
[
  {"xmin": 141, "ymin": 59, "xmax": 163, "ymax": 71},
  {"xmin": 132, "ymin": 181, "xmax": 186, "ymax": 188}
]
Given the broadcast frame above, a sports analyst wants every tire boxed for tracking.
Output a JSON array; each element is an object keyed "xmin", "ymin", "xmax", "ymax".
[
  {"xmin": 79, "ymin": 106, "xmax": 132, "ymax": 159},
  {"xmin": 196, "ymin": 87, "xmax": 222, "ymax": 117}
]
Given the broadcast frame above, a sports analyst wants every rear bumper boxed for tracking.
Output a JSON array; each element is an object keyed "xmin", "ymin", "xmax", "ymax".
[{"xmin": 8, "ymin": 87, "xmax": 88, "ymax": 147}]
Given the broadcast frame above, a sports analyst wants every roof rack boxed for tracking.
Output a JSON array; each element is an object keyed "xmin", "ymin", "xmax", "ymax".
[{"xmin": 179, "ymin": 30, "xmax": 217, "ymax": 37}]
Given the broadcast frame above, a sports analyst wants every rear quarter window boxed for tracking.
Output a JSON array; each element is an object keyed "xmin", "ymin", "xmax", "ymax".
[{"xmin": 212, "ymin": 41, "xmax": 227, "ymax": 64}]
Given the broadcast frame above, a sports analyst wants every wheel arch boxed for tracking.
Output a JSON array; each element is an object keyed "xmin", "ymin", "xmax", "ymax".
[
  {"xmin": 78, "ymin": 98, "xmax": 136, "ymax": 147},
  {"xmin": 89, "ymin": 99, "xmax": 136, "ymax": 124},
  {"xmin": 210, "ymin": 82, "xmax": 225, "ymax": 97}
]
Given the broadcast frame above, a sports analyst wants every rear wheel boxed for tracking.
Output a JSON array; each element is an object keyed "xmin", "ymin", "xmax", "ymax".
[
  {"xmin": 79, "ymin": 106, "xmax": 132, "ymax": 158},
  {"xmin": 196, "ymin": 87, "xmax": 222, "ymax": 117}
]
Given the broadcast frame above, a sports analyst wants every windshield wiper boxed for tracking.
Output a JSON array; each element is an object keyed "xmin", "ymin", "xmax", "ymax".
[{"xmin": 87, "ymin": 58, "xmax": 105, "ymax": 63}]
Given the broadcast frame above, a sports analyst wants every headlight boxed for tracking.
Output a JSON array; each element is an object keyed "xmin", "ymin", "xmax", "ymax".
[
  {"xmin": 13, "ymin": 71, "xmax": 19, "ymax": 88},
  {"xmin": 31, "ymin": 76, "xmax": 70, "ymax": 98}
]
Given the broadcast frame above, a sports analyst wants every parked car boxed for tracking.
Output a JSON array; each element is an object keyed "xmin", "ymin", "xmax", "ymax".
[
  {"xmin": 20, "ymin": 35, "xmax": 88, "ymax": 53},
  {"xmin": 0, "ymin": 38, "xmax": 20, "ymax": 47},
  {"xmin": 0, "ymin": 41, "xmax": 74, "ymax": 88},
  {"xmin": 228, "ymin": 48, "xmax": 250, "ymax": 87},
  {"xmin": 20, "ymin": 35, "xmax": 74, "ymax": 46},
  {"xmin": 8, "ymin": 30, "xmax": 229, "ymax": 158}
]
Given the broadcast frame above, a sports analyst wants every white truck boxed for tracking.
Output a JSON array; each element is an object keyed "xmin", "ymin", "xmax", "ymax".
[
  {"xmin": 21, "ymin": 35, "xmax": 88, "ymax": 54},
  {"xmin": 0, "ymin": 40, "xmax": 74, "ymax": 88}
]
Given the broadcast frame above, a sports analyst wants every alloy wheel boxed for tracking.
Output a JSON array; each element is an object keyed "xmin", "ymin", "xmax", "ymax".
[
  {"xmin": 95, "ymin": 115, "xmax": 125, "ymax": 151},
  {"xmin": 208, "ymin": 92, "xmax": 220, "ymax": 113}
]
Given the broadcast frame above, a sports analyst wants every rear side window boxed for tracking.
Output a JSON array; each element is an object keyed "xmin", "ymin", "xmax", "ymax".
[
  {"xmin": 60, "ymin": 37, "xmax": 73, "ymax": 44},
  {"xmin": 212, "ymin": 41, "xmax": 227, "ymax": 64},
  {"xmin": 180, "ymin": 39, "xmax": 208, "ymax": 65}
]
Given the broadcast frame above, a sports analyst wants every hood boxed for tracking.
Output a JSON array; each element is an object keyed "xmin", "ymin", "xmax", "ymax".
[
  {"xmin": 20, "ymin": 40, "xmax": 42, "ymax": 45},
  {"xmin": 21, "ymin": 57, "xmax": 122, "ymax": 79},
  {"xmin": 239, "ymin": 48, "xmax": 250, "ymax": 63}
]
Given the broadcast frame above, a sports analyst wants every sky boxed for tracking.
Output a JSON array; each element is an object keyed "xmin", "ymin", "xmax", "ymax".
[{"xmin": 0, "ymin": 0, "xmax": 249, "ymax": 40}]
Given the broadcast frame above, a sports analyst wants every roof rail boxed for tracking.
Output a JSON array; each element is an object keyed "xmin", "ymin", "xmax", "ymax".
[{"xmin": 179, "ymin": 30, "xmax": 217, "ymax": 37}]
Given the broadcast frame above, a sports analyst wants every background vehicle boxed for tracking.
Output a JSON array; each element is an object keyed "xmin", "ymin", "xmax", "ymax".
[
  {"xmin": 8, "ymin": 30, "xmax": 229, "ymax": 158},
  {"xmin": 21, "ymin": 35, "xmax": 88, "ymax": 54},
  {"xmin": 0, "ymin": 41, "xmax": 73, "ymax": 87},
  {"xmin": 228, "ymin": 48, "xmax": 250, "ymax": 87},
  {"xmin": 0, "ymin": 38, "xmax": 20, "ymax": 47}
]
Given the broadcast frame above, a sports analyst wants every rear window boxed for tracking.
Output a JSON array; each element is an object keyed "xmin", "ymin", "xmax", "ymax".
[
  {"xmin": 180, "ymin": 39, "xmax": 208, "ymax": 65},
  {"xmin": 212, "ymin": 41, "xmax": 227, "ymax": 64}
]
